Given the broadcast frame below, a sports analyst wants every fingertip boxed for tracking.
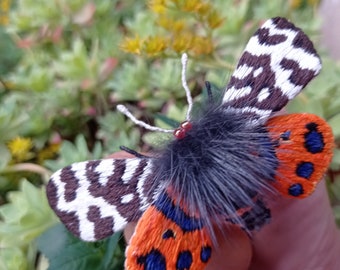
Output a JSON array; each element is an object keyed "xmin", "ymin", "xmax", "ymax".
[
  {"xmin": 124, "ymin": 222, "xmax": 138, "ymax": 243},
  {"xmin": 106, "ymin": 151, "xmax": 135, "ymax": 159},
  {"xmin": 206, "ymin": 225, "xmax": 252, "ymax": 270}
]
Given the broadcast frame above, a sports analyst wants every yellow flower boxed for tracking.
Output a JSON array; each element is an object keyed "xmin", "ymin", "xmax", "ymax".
[
  {"xmin": 171, "ymin": 33, "xmax": 194, "ymax": 53},
  {"xmin": 0, "ymin": 15, "xmax": 9, "ymax": 25},
  {"xmin": 0, "ymin": 80, "xmax": 15, "ymax": 90},
  {"xmin": 1, "ymin": 0, "xmax": 11, "ymax": 12},
  {"xmin": 158, "ymin": 17, "xmax": 185, "ymax": 33},
  {"xmin": 177, "ymin": 0, "xmax": 205, "ymax": 12},
  {"xmin": 120, "ymin": 36, "xmax": 143, "ymax": 54},
  {"xmin": 37, "ymin": 143, "xmax": 60, "ymax": 164},
  {"xmin": 148, "ymin": 0, "xmax": 167, "ymax": 14},
  {"xmin": 191, "ymin": 36, "xmax": 213, "ymax": 55},
  {"xmin": 0, "ymin": 0, "xmax": 11, "ymax": 25},
  {"xmin": 143, "ymin": 36, "xmax": 167, "ymax": 56},
  {"xmin": 206, "ymin": 10, "xmax": 224, "ymax": 29},
  {"xmin": 289, "ymin": 0, "xmax": 319, "ymax": 8},
  {"xmin": 289, "ymin": 0, "xmax": 301, "ymax": 8},
  {"xmin": 307, "ymin": 0, "xmax": 319, "ymax": 6},
  {"xmin": 196, "ymin": 2, "xmax": 212, "ymax": 16},
  {"xmin": 7, "ymin": 137, "xmax": 34, "ymax": 162}
]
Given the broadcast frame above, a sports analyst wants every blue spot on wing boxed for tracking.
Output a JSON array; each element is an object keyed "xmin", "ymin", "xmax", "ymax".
[
  {"xmin": 176, "ymin": 251, "xmax": 193, "ymax": 270},
  {"xmin": 288, "ymin": 183, "xmax": 304, "ymax": 196},
  {"xmin": 280, "ymin": 131, "xmax": 291, "ymax": 141},
  {"xmin": 137, "ymin": 249, "xmax": 166, "ymax": 270},
  {"xmin": 154, "ymin": 192, "xmax": 203, "ymax": 232},
  {"xmin": 200, "ymin": 246, "xmax": 212, "ymax": 263},
  {"xmin": 304, "ymin": 123, "xmax": 325, "ymax": 153},
  {"xmin": 296, "ymin": 162, "xmax": 314, "ymax": 179}
]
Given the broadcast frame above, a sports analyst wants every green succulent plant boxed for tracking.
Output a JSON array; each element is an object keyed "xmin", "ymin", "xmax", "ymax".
[{"xmin": 1, "ymin": 0, "xmax": 339, "ymax": 269}]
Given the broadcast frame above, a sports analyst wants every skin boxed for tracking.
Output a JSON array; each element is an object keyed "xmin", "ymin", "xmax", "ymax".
[{"xmin": 110, "ymin": 152, "xmax": 340, "ymax": 269}]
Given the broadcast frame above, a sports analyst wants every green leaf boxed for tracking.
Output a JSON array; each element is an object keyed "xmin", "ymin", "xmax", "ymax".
[
  {"xmin": 154, "ymin": 114, "xmax": 180, "ymax": 129},
  {"xmin": 305, "ymin": 58, "xmax": 340, "ymax": 99},
  {"xmin": 74, "ymin": 135, "xmax": 91, "ymax": 161},
  {"xmin": 37, "ymin": 224, "xmax": 124, "ymax": 270},
  {"xmin": 0, "ymin": 143, "xmax": 11, "ymax": 170},
  {"xmin": 0, "ymin": 29, "xmax": 22, "ymax": 76},
  {"xmin": 99, "ymin": 233, "xmax": 123, "ymax": 270},
  {"xmin": 330, "ymin": 148, "xmax": 340, "ymax": 171},
  {"xmin": 0, "ymin": 94, "xmax": 30, "ymax": 142},
  {"xmin": 0, "ymin": 180, "xmax": 58, "ymax": 248},
  {"xmin": 44, "ymin": 134, "xmax": 103, "ymax": 171},
  {"xmin": 124, "ymin": 10, "xmax": 157, "ymax": 37},
  {"xmin": 326, "ymin": 93, "xmax": 340, "ymax": 119},
  {"xmin": 0, "ymin": 246, "xmax": 28, "ymax": 270},
  {"xmin": 329, "ymin": 177, "xmax": 340, "ymax": 202},
  {"xmin": 149, "ymin": 59, "xmax": 183, "ymax": 97},
  {"xmin": 109, "ymin": 59, "xmax": 150, "ymax": 102},
  {"xmin": 328, "ymin": 113, "xmax": 340, "ymax": 140},
  {"xmin": 333, "ymin": 205, "xmax": 340, "ymax": 226},
  {"xmin": 286, "ymin": 94, "xmax": 325, "ymax": 117},
  {"xmin": 142, "ymin": 131, "xmax": 171, "ymax": 148},
  {"xmin": 97, "ymin": 112, "xmax": 140, "ymax": 154},
  {"xmin": 54, "ymin": 39, "xmax": 95, "ymax": 81}
]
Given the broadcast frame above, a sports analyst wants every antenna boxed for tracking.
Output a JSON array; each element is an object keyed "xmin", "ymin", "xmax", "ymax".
[
  {"xmin": 116, "ymin": 53, "xmax": 193, "ymax": 133},
  {"xmin": 181, "ymin": 53, "xmax": 193, "ymax": 121},
  {"xmin": 116, "ymin": 105, "xmax": 174, "ymax": 133}
]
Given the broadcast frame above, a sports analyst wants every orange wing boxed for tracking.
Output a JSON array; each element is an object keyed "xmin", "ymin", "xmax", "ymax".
[
  {"xmin": 125, "ymin": 192, "xmax": 212, "ymax": 270},
  {"xmin": 267, "ymin": 113, "xmax": 334, "ymax": 198}
]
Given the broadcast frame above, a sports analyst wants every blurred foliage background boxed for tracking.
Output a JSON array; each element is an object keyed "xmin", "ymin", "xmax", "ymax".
[{"xmin": 1, "ymin": 0, "xmax": 340, "ymax": 269}]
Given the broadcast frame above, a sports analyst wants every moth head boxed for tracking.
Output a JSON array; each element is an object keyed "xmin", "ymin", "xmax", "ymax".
[
  {"xmin": 116, "ymin": 53, "xmax": 195, "ymax": 139},
  {"xmin": 173, "ymin": 121, "xmax": 193, "ymax": 139}
]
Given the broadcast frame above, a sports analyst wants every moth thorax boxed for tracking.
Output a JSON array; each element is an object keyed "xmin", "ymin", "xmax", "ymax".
[{"xmin": 173, "ymin": 121, "xmax": 193, "ymax": 139}]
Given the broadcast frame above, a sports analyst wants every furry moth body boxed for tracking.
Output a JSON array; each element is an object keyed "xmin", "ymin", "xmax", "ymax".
[{"xmin": 46, "ymin": 17, "xmax": 333, "ymax": 270}]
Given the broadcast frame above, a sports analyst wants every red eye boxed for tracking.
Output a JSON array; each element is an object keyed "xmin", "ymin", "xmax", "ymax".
[
  {"xmin": 181, "ymin": 121, "xmax": 192, "ymax": 131},
  {"xmin": 174, "ymin": 121, "xmax": 192, "ymax": 139},
  {"xmin": 174, "ymin": 128, "xmax": 186, "ymax": 139}
]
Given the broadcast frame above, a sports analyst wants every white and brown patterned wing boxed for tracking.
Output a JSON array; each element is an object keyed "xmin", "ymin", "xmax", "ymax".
[
  {"xmin": 223, "ymin": 17, "xmax": 321, "ymax": 122},
  {"xmin": 46, "ymin": 158, "xmax": 156, "ymax": 241}
]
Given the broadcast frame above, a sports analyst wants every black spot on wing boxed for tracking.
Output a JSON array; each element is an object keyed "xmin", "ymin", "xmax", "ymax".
[
  {"xmin": 292, "ymin": 29, "xmax": 318, "ymax": 55},
  {"xmin": 239, "ymin": 199, "xmax": 271, "ymax": 231},
  {"xmin": 137, "ymin": 249, "xmax": 166, "ymax": 270},
  {"xmin": 255, "ymin": 28, "xmax": 287, "ymax": 45},
  {"xmin": 46, "ymin": 180, "xmax": 81, "ymax": 237},
  {"xmin": 60, "ymin": 165, "xmax": 79, "ymax": 202},
  {"xmin": 224, "ymin": 52, "xmax": 290, "ymax": 112},
  {"xmin": 162, "ymin": 229, "xmax": 175, "ymax": 239},
  {"xmin": 87, "ymin": 159, "xmax": 151, "ymax": 222},
  {"xmin": 271, "ymin": 17, "xmax": 295, "ymax": 30},
  {"xmin": 304, "ymin": 122, "xmax": 325, "ymax": 153},
  {"xmin": 306, "ymin": 122, "xmax": 318, "ymax": 130},
  {"xmin": 280, "ymin": 58, "xmax": 317, "ymax": 88},
  {"xmin": 87, "ymin": 206, "xmax": 114, "ymax": 240},
  {"xmin": 176, "ymin": 251, "xmax": 193, "ymax": 270},
  {"xmin": 271, "ymin": 16, "xmax": 317, "ymax": 54}
]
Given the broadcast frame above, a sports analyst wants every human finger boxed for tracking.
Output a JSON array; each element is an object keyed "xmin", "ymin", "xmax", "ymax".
[{"xmin": 250, "ymin": 181, "xmax": 340, "ymax": 270}]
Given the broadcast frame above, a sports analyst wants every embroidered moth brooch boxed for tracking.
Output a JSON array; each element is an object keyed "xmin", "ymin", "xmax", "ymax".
[{"xmin": 46, "ymin": 17, "xmax": 334, "ymax": 270}]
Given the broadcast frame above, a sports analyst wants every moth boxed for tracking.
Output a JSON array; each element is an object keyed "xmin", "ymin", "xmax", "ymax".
[{"xmin": 46, "ymin": 17, "xmax": 334, "ymax": 270}]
